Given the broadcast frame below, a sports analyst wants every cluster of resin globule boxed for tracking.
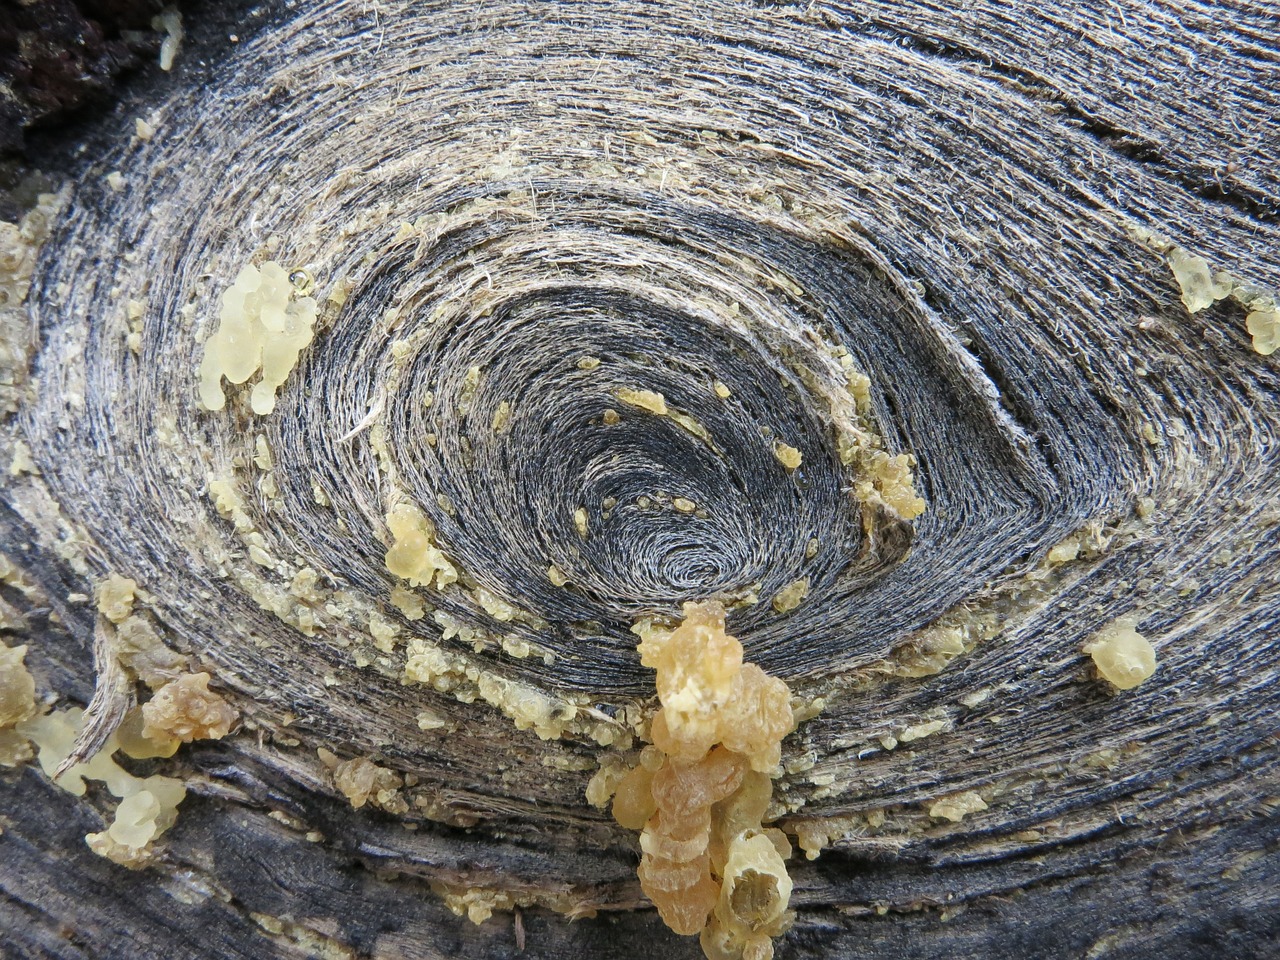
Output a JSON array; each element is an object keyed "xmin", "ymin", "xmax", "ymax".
[
  {"xmin": 197, "ymin": 261, "xmax": 318, "ymax": 416},
  {"xmin": 613, "ymin": 601, "xmax": 796, "ymax": 960}
]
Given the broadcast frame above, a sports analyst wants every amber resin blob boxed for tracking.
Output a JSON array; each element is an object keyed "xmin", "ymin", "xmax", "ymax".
[{"xmin": 606, "ymin": 601, "xmax": 797, "ymax": 958}]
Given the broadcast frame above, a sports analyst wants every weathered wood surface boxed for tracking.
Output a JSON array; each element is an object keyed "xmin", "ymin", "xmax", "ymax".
[{"xmin": 2, "ymin": 0, "xmax": 1278, "ymax": 957}]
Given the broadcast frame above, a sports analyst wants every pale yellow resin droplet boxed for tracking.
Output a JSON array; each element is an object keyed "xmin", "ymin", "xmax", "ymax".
[
  {"xmin": 0, "ymin": 642, "xmax": 37, "ymax": 728},
  {"xmin": 18, "ymin": 708, "xmax": 187, "ymax": 867},
  {"xmin": 152, "ymin": 7, "xmax": 183, "ymax": 71},
  {"xmin": 1167, "ymin": 248, "xmax": 1232, "ymax": 313},
  {"xmin": 771, "ymin": 577, "xmax": 808, "ymax": 614},
  {"xmin": 1046, "ymin": 537, "xmax": 1080, "ymax": 564},
  {"xmin": 617, "ymin": 387, "xmax": 668, "ymax": 416},
  {"xmin": 197, "ymin": 261, "xmax": 318, "ymax": 415},
  {"xmin": 492, "ymin": 400, "xmax": 512, "ymax": 433},
  {"xmin": 1246, "ymin": 308, "xmax": 1280, "ymax": 356},
  {"xmin": 109, "ymin": 790, "xmax": 163, "ymax": 846},
  {"xmin": 1086, "ymin": 618, "xmax": 1157, "ymax": 690},
  {"xmin": 384, "ymin": 503, "xmax": 458, "ymax": 590},
  {"xmin": 615, "ymin": 602, "xmax": 798, "ymax": 959},
  {"xmin": 928, "ymin": 790, "xmax": 989, "ymax": 822},
  {"xmin": 773, "ymin": 442, "xmax": 802, "ymax": 470},
  {"xmin": 95, "ymin": 573, "xmax": 137, "ymax": 624},
  {"xmin": 141, "ymin": 672, "xmax": 238, "ymax": 742},
  {"xmin": 116, "ymin": 707, "xmax": 180, "ymax": 759}
]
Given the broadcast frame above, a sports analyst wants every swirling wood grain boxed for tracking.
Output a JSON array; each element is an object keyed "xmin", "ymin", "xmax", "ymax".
[{"xmin": 2, "ymin": 0, "xmax": 1277, "ymax": 957}]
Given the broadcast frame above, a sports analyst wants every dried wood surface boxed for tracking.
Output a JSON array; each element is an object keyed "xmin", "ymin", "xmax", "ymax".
[{"xmin": 1, "ymin": 1, "xmax": 1278, "ymax": 957}]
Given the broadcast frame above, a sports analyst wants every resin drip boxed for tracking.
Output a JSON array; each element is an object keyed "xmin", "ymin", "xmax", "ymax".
[{"xmin": 610, "ymin": 601, "xmax": 797, "ymax": 960}]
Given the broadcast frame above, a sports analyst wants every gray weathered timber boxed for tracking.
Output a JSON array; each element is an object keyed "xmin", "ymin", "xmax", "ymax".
[{"xmin": 1, "ymin": 0, "xmax": 1277, "ymax": 958}]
